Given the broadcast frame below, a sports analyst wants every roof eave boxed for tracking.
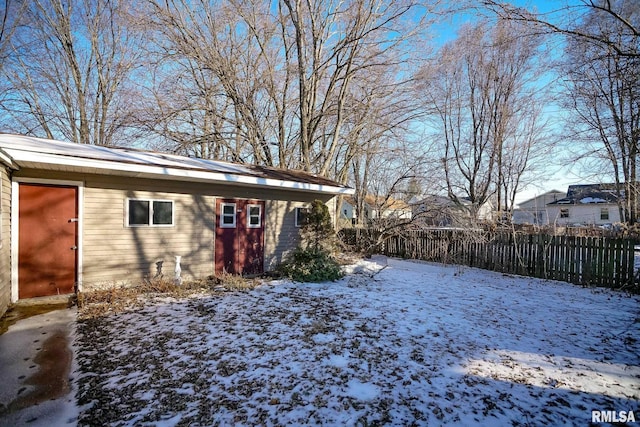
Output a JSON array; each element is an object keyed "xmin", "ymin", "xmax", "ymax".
[
  {"xmin": 9, "ymin": 150, "xmax": 355, "ymax": 196},
  {"xmin": 0, "ymin": 148, "xmax": 17, "ymax": 170}
]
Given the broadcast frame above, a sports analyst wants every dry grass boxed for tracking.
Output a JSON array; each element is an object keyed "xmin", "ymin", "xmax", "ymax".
[{"xmin": 78, "ymin": 274, "xmax": 261, "ymax": 319}]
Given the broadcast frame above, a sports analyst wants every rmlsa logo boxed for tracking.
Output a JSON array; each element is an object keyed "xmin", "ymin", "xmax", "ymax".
[{"xmin": 592, "ymin": 410, "xmax": 636, "ymax": 423}]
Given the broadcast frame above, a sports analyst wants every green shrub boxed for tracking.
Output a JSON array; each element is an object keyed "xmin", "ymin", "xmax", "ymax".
[
  {"xmin": 279, "ymin": 247, "xmax": 343, "ymax": 282},
  {"xmin": 300, "ymin": 200, "xmax": 335, "ymax": 253}
]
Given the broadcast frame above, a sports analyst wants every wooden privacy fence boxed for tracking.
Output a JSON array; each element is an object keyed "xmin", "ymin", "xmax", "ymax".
[{"xmin": 341, "ymin": 228, "xmax": 639, "ymax": 290}]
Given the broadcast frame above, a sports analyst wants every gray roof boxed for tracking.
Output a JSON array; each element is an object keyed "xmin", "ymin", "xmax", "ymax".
[{"xmin": 548, "ymin": 184, "xmax": 620, "ymax": 205}]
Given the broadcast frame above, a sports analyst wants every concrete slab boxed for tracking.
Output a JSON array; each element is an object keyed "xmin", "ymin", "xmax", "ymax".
[{"xmin": 0, "ymin": 306, "xmax": 78, "ymax": 426}]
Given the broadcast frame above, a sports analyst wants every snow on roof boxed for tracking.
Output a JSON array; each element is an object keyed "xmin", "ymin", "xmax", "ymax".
[
  {"xmin": 579, "ymin": 197, "xmax": 608, "ymax": 204},
  {"xmin": 0, "ymin": 134, "xmax": 353, "ymax": 195}
]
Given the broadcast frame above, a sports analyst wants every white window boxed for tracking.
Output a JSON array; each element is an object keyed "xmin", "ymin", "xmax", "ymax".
[
  {"xmin": 127, "ymin": 199, "xmax": 174, "ymax": 227},
  {"xmin": 247, "ymin": 205, "xmax": 261, "ymax": 228},
  {"xmin": 560, "ymin": 208, "xmax": 569, "ymax": 218},
  {"xmin": 600, "ymin": 208, "xmax": 609, "ymax": 220},
  {"xmin": 220, "ymin": 203, "xmax": 236, "ymax": 228},
  {"xmin": 295, "ymin": 207, "xmax": 309, "ymax": 227}
]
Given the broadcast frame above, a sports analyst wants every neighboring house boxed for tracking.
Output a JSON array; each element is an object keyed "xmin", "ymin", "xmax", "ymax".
[
  {"xmin": 340, "ymin": 197, "xmax": 356, "ymax": 225},
  {"xmin": 546, "ymin": 184, "xmax": 621, "ymax": 226},
  {"xmin": 340, "ymin": 195, "xmax": 412, "ymax": 226},
  {"xmin": 413, "ymin": 195, "xmax": 494, "ymax": 226},
  {"xmin": 0, "ymin": 134, "xmax": 353, "ymax": 316},
  {"xmin": 512, "ymin": 190, "xmax": 565, "ymax": 225},
  {"xmin": 364, "ymin": 195, "xmax": 412, "ymax": 221}
]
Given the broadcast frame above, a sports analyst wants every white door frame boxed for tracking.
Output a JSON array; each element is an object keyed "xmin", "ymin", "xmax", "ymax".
[{"xmin": 11, "ymin": 178, "xmax": 84, "ymax": 301}]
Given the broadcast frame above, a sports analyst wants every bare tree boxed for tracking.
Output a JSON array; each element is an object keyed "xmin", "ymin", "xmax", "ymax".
[
  {"xmin": 481, "ymin": 1, "xmax": 639, "ymax": 225},
  {"xmin": 141, "ymin": 0, "xmax": 432, "ymax": 198},
  {"xmin": 1, "ymin": 0, "xmax": 142, "ymax": 145},
  {"xmin": 484, "ymin": 0, "xmax": 639, "ymax": 224},
  {"xmin": 281, "ymin": 0, "xmax": 426, "ymax": 175},
  {"xmin": 140, "ymin": 0, "xmax": 300, "ymax": 165},
  {"xmin": 562, "ymin": 1, "xmax": 639, "ymax": 224},
  {"xmin": 0, "ymin": 0, "xmax": 24, "ymax": 110},
  {"xmin": 482, "ymin": 0, "xmax": 639, "ymax": 58},
  {"xmin": 418, "ymin": 19, "xmax": 548, "ymax": 223},
  {"xmin": 0, "ymin": 0, "xmax": 23, "ymax": 64}
]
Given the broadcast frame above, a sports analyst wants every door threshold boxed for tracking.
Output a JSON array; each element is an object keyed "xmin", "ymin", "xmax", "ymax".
[{"xmin": 15, "ymin": 294, "xmax": 75, "ymax": 307}]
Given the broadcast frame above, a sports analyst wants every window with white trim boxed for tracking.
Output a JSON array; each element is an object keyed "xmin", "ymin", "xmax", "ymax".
[
  {"xmin": 600, "ymin": 207, "xmax": 609, "ymax": 220},
  {"xmin": 247, "ymin": 204, "xmax": 261, "ymax": 228},
  {"xmin": 560, "ymin": 208, "xmax": 569, "ymax": 218},
  {"xmin": 295, "ymin": 207, "xmax": 309, "ymax": 227},
  {"xmin": 220, "ymin": 203, "xmax": 236, "ymax": 227},
  {"xmin": 127, "ymin": 199, "xmax": 174, "ymax": 226}
]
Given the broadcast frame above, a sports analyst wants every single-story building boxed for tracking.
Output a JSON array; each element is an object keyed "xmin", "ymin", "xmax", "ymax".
[{"xmin": 0, "ymin": 134, "xmax": 353, "ymax": 316}]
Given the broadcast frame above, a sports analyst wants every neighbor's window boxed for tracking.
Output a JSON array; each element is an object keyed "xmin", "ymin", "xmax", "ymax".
[
  {"xmin": 600, "ymin": 207, "xmax": 609, "ymax": 220},
  {"xmin": 534, "ymin": 211, "xmax": 543, "ymax": 225},
  {"xmin": 295, "ymin": 207, "xmax": 309, "ymax": 227},
  {"xmin": 128, "ymin": 199, "xmax": 174, "ymax": 226},
  {"xmin": 560, "ymin": 208, "xmax": 569, "ymax": 218},
  {"xmin": 221, "ymin": 203, "xmax": 236, "ymax": 228},
  {"xmin": 247, "ymin": 205, "xmax": 261, "ymax": 228}
]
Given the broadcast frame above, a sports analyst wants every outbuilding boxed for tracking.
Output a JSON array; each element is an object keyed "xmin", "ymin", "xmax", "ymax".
[{"xmin": 0, "ymin": 134, "xmax": 353, "ymax": 316}]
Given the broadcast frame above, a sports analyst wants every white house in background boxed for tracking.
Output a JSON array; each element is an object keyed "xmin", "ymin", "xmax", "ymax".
[
  {"xmin": 339, "ymin": 197, "xmax": 356, "ymax": 225},
  {"xmin": 412, "ymin": 195, "xmax": 494, "ymax": 226},
  {"xmin": 365, "ymin": 195, "xmax": 412, "ymax": 220},
  {"xmin": 546, "ymin": 184, "xmax": 621, "ymax": 226},
  {"xmin": 340, "ymin": 195, "xmax": 412, "ymax": 225},
  {"xmin": 512, "ymin": 190, "xmax": 565, "ymax": 225}
]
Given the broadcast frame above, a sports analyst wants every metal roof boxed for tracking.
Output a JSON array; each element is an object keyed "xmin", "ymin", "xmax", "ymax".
[{"xmin": 0, "ymin": 134, "xmax": 354, "ymax": 195}]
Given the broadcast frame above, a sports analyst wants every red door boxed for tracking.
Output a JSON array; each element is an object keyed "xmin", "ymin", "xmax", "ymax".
[
  {"xmin": 18, "ymin": 184, "xmax": 78, "ymax": 298},
  {"xmin": 215, "ymin": 199, "xmax": 264, "ymax": 275}
]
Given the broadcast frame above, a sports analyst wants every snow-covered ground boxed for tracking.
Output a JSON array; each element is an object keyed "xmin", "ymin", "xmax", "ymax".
[{"xmin": 76, "ymin": 257, "xmax": 640, "ymax": 426}]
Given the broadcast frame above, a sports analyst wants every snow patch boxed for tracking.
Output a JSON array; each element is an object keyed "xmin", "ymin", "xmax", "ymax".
[
  {"xmin": 346, "ymin": 379, "xmax": 379, "ymax": 401},
  {"xmin": 74, "ymin": 257, "xmax": 640, "ymax": 426}
]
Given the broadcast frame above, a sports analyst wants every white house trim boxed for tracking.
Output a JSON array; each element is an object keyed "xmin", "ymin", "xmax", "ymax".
[
  {"xmin": 0, "ymin": 135, "xmax": 354, "ymax": 196},
  {"xmin": 11, "ymin": 177, "xmax": 84, "ymax": 301}
]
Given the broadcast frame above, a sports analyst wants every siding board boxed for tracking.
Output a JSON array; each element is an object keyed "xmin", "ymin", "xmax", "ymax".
[
  {"xmin": 12, "ymin": 169, "xmax": 335, "ymax": 290},
  {"xmin": 0, "ymin": 167, "xmax": 10, "ymax": 316}
]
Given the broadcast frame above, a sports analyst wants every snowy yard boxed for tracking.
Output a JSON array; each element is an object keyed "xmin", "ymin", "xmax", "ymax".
[{"xmin": 76, "ymin": 257, "xmax": 640, "ymax": 426}]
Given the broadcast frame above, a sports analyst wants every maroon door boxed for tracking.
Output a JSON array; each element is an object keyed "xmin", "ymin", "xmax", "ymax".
[
  {"xmin": 18, "ymin": 184, "xmax": 78, "ymax": 298},
  {"xmin": 215, "ymin": 199, "xmax": 265, "ymax": 275}
]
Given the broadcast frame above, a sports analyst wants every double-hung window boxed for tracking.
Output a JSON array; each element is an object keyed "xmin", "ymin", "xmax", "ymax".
[
  {"xmin": 127, "ymin": 199, "xmax": 174, "ymax": 226},
  {"xmin": 220, "ymin": 203, "xmax": 236, "ymax": 228},
  {"xmin": 247, "ymin": 205, "xmax": 261, "ymax": 228}
]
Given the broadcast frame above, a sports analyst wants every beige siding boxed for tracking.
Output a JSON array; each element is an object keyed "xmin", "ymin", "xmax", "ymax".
[
  {"xmin": 263, "ymin": 196, "xmax": 336, "ymax": 270},
  {"xmin": 14, "ymin": 169, "xmax": 338, "ymax": 290},
  {"xmin": 82, "ymin": 182, "xmax": 216, "ymax": 286},
  {"xmin": 0, "ymin": 167, "xmax": 10, "ymax": 316}
]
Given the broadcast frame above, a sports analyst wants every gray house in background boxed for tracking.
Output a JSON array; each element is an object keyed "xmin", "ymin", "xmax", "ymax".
[
  {"xmin": 0, "ymin": 134, "xmax": 353, "ymax": 317},
  {"xmin": 512, "ymin": 190, "xmax": 565, "ymax": 225}
]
